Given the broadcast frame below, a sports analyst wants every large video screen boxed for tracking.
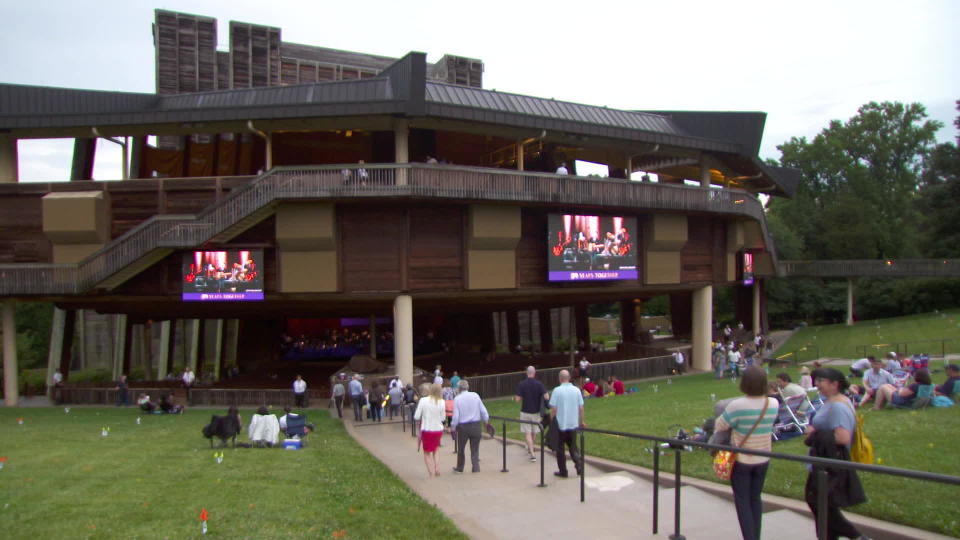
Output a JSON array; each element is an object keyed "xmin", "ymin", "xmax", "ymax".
[
  {"xmin": 742, "ymin": 252, "xmax": 755, "ymax": 286},
  {"xmin": 547, "ymin": 214, "xmax": 638, "ymax": 282},
  {"xmin": 182, "ymin": 250, "xmax": 264, "ymax": 301}
]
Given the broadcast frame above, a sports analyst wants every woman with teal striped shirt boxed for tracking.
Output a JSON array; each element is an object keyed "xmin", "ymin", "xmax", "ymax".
[{"xmin": 714, "ymin": 366, "xmax": 778, "ymax": 540}]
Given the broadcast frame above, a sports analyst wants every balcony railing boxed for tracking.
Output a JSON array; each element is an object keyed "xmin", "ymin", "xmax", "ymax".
[
  {"xmin": 779, "ymin": 259, "xmax": 960, "ymax": 278},
  {"xmin": 0, "ymin": 164, "xmax": 775, "ymax": 296}
]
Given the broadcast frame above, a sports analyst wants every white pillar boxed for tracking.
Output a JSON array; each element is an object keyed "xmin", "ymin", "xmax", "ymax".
[
  {"xmin": 46, "ymin": 307, "xmax": 67, "ymax": 398},
  {"xmin": 700, "ymin": 158, "xmax": 712, "ymax": 188},
  {"xmin": 846, "ymin": 278, "xmax": 855, "ymax": 326},
  {"xmin": 692, "ymin": 285, "xmax": 713, "ymax": 371},
  {"xmin": 212, "ymin": 319, "xmax": 224, "ymax": 381},
  {"xmin": 112, "ymin": 314, "xmax": 127, "ymax": 379},
  {"xmin": 157, "ymin": 320, "xmax": 171, "ymax": 380},
  {"xmin": 0, "ymin": 135, "xmax": 18, "ymax": 183},
  {"xmin": 188, "ymin": 319, "xmax": 201, "ymax": 371},
  {"xmin": 752, "ymin": 280, "xmax": 762, "ymax": 336},
  {"xmin": 3, "ymin": 301, "xmax": 19, "ymax": 406},
  {"xmin": 394, "ymin": 119, "xmax": 409, "ymax": 186},
  {"xmin": 393, "ymin": 295, "xmax": 413, "ymax": 385},
  {"xmin": 369, "ymin": 315, "xmax": 378, "ymax": 360}
]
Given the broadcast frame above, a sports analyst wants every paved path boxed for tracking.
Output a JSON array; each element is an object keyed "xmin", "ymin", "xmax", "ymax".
[{"xmin": 344, "ymin": 416, "xmax": 944, "ymax": 540}]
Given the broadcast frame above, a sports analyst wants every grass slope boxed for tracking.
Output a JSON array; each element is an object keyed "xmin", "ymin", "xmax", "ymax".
[
  {"xmin": 0, "ymin": 408, "xmax": 465, "ymax": 540},
  {"xmin": 485, "ymin": 370, "xmax": 960, "ymax": 536},
  {"xmin": 776, "ymin": 308, "xmax": 960, "ymax": 361}
]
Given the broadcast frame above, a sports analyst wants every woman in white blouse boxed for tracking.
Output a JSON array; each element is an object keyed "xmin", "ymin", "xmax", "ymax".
[{"xmin": 414, "ymin": 383, "xmax": 447, "ymax": 477}]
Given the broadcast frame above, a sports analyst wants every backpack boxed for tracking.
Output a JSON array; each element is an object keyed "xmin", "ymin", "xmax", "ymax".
[{"xmin": 849, "ymin": 405, "xmax": 874, "ymax": 465}]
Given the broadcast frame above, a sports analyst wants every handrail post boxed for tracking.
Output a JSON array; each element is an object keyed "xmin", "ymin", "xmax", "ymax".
[
  {"xmin": 501, "ymin": 420, "xmax": 509, "ymax": 473},
  {"xmin": 816, "ymin": 466, "xmax": 828, "ymax": 540},
  {"xmin": 579, "ymin": 428, "xmax": 585, "ymax": 503},
  {"xmin": 669, "ymin": 449, "xmax": 685, "ymax": 540},
  {"xmin": 538, "ymin": 423, "xmax": 546, "ymax": 487},
  {"xmin": 652, "ymin": 445, "xmax": 660, "ymax": 535}
]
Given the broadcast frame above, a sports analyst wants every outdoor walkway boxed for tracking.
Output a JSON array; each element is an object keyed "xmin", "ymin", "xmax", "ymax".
[{"xmin": 344, "ymin": 417, "xmax": 944, "ymax": 540}]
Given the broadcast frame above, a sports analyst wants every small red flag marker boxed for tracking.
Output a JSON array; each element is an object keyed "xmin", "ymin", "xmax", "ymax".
[{"xmin": 200, "ymin": 508, "xmax": 209, "ymax": 535}]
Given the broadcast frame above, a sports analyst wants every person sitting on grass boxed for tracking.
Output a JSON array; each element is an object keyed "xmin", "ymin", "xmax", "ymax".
[
  {"xmin": 159, "ymin": 394, "xmax": 183, "ymax": 414},
  {"xmin": 249, "ymin": 406, "xmax": 280, "ymax": 447},
  {"xmin": 776, "ymin": 373, "xmax": 806, "ymax": 399},
  {"xmin": 873, "ymin": 369, "xmax": 933, "ymax": 410},
  {"xmin": 611, "ymin": 375, "xmax": 625, "ymax": 395},
  {"xmin": 137, "ymin": 393, "xmax": 156, "ymax": 413},
  {"xmin": 935, "ymin": 364, "xmax": 960, "ymax": 398},
  {"xmin": 859, "ymin": 356, "xmax": 894, "ymax": 408},
  {"xmin": 582, "ymin": 378, "xmax": 600, "ymax": 398}
]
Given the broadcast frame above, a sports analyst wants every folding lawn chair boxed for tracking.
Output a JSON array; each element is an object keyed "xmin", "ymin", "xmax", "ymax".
[{"xmin": 285, "ymin": 414, "xmax": 309, "ymax": 446}]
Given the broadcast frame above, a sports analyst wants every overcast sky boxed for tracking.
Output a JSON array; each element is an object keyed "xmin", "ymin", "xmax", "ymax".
[{"xmin": 1, "ymin": 0, "xmax": 957, "ymax": 181}]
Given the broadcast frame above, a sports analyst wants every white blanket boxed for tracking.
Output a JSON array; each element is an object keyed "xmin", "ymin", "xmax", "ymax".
[{"xmin": 248, "ymin": 414, "xmax": 280, "ymax": 445}]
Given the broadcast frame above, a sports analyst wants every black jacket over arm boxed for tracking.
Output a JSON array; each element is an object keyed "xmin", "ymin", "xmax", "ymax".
[{"xmin": 804, "ymin": 429, "xmax": 867, "ymax": 508}]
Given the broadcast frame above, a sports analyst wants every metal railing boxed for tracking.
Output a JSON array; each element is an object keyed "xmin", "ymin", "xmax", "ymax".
[
  {"xmin": 855, "ymin": 338, "xmax": 958, "ymax": 360},
  {"xmin": 485, "ymin": 417, "xmax": 960, "ymax": 540},
  {"xmin": 0, "ymin": 163, "xmax": 774, "ymax": 295},
  {"xmin": 464, "ymin": 355, "xmax": 676, "ymax": 399},
  {"xmin": 780, "ymin": 259, "xmax": 960, "ymax": 278}
]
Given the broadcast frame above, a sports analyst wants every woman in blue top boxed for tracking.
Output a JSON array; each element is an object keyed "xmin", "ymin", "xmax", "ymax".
[{"xmin": 804, "ymin": 368, "xmax": 868, "ymax": 540}]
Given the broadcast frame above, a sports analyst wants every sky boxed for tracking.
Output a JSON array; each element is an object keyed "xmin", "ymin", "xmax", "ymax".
[{"xmin": 1, "ymin": 0, "xmax": 958, "ymax": 181}]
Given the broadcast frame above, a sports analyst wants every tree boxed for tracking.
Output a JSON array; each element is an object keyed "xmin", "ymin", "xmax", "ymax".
[
  {"xmin": 770, "ymin": 101, "xmax": 942, "ymax": 260},
  {"xmin": 916, "ymin": 101, "xmax": 960, "ymax": 257}
]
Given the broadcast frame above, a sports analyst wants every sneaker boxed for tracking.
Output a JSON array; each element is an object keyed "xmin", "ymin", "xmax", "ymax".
[{"xmin": 528, "ymin": 454, "xmax": 537, "ymax": 462}]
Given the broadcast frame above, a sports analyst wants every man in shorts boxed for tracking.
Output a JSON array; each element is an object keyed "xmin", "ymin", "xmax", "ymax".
[{"xmin": 515, "ymin": 366, "xmax": 549, "ymax": 462}]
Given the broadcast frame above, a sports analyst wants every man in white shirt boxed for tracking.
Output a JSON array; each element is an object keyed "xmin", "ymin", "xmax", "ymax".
[
  {"xmin": 451, "ymin": 380, "xmax": 489, "ymax": 473},
  {"xmin": 861, "ymin": 357, "xmax": 895, "ymax": 407},
  {"xmin": 849, "ymin": 357, "xmax": 871, "ymax": 377},
  {"xmin": 182, "ymin": 367, "xmax": 196, "ymax": 394},
  {"xmin": 555, "ymin": 162, "xmax": 569, "ymax": 175},
  {"xmin": 727, "ymin": 346, "xmax": 742, "ymax": 377},
  {"xmin": 885, "ymin": 352, "xmax": 902, "ymax": 373},
  {"xmin": 673, "ymin": 351, "xmax": 685, "ymax": 374},
  {"xmin": 293, "ymin": 375, "xmax": 307, "ymax": 407}
]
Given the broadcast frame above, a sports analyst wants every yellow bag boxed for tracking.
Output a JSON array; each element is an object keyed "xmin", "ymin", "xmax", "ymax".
[{"xmin": 850, "ymin": 407, "xmax": 874, "ymax": 464}]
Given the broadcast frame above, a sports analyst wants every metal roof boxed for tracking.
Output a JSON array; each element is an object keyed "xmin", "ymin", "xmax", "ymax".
[{"xmin": 640, "ymin": 110, "xmax": 768, "ymax": 156}]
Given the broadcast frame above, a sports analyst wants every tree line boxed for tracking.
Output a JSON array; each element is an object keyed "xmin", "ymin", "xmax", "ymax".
[{"xmin": 764, "ymin": 100, "xmax": 960, "ymax": 326}]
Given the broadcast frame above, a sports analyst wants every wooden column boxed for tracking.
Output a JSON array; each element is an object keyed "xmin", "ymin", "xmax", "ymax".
[
  {"xmin": 692, "ymin": 286, "xmax": 713, "ymax": 371},
  {"xmin": 506, "ymin": 309, "xmax": 520, "ymax": 353},
  {"xmin": 538, "ymin": 308, "xmax": 554, "ymax": 353},
  {"xmin": 619, "ymin": 300, "xmax": 636, "ymax": 343},
  {"xmin": 157, "ymin": 320, "xmax": 172, "ymax": 380},
  {"xmin": 3, "ymin": 301, "xmax": 17, "ymax": 406},
  {"xmin": 111, "ymin": 314, "xmax": 127, "ymax": 379},
  {"xmin": 574, "ymin": 305, "xmax": 590, "ymax": 350},
  {"xmin": 46, "ymin": 307, "xmax": 67, "ymax": 398},
  {"xmin": 846, "ymin": 278, "xmax": 855, "ymax": 326}
]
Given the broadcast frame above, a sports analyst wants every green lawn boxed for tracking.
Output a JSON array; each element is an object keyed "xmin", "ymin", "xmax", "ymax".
[
  {"xmin": 0, "ymin": 407, "xmax": 465, "ymax": 540},
  {"xmin": 776, "ymin": 308, "xmax": 960, "ymax": 362},
  {"xmin": 485, "ymin": 370, "xmax": 960, "ymax": 537}
]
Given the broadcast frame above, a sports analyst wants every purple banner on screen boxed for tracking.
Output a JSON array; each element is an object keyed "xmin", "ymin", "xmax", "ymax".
[
  {"xmin": 183, "ymin": 292, "xmax": 264, "ymax": 301},
  {"xmin": 548, "ymin": 270, "xmax": 638, "ymax": 282}
]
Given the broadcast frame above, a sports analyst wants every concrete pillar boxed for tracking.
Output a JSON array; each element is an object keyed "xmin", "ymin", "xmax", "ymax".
[
  {"xmin": 188, "ymin": 319, "xmax": 201, "ymax": 371},
  {"xmin": 394, "ymin": 119, "xmax": 409, "ymax": 186},
  {"xmin": 157, "ymin": 321, "xmax": 171, "ymax": 380},
  {"xmin": 393, "ymin": 295, "xmax": 413, "ymax": 386},
  {"xmin": 700, "ymin": 158, "xmax": 712, "ymax": 188},
  {"xmin": 112, "ymin": 314, "xmax": 127, "ymax": 379},
  {"xmin": 516, "ymin": 141, "xmax": 525, "ymax": 171},
  {"xmin": 692, "ymin": 286, "xmax": 713, "ymax": 371},
  {"xmin": 369, "ymin": 315, "xmax": 378, "ymax": 360},
  {"xmin": 2, "ymin": 301, "xmax": 17, "ymax": 406},
  {"xmin": 0, "ymin": 135, "xmax": 19, "ymax": 183},
  {"xmin": 846, "ymin": 278, "xmax": 855, "ymax": 326},
  {"xmin": 212, "ymin": 319, "xmax": 224, "ymax": 381},
  {"xmin": 626, "ymin": 156, "xmax": 632, "ymax": 180},
  {"xmin": 752, "ymin": 281, "xmax": 762, "ymax": 336},
  {"xmin": 46, "ymin": 307, "xmax": 67, "ymax": 398},
  {"xmin": 76, "ymin": 309, "xmax": 86, "ymax": 370}
]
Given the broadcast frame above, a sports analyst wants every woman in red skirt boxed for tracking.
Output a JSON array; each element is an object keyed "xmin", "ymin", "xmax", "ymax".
[{"xmin": 414, "ymin": 383, "xmax": 447, "ymax": 477}]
